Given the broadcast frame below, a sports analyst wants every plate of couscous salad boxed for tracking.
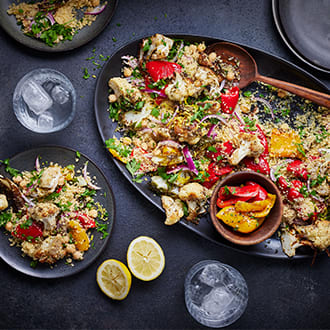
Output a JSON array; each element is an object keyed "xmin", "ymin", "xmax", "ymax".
[
  {"xmin": 0, "ymin": 146, "xmax": 115, "ymax": 278},
  {"xmin": 0, "ymin": 0, "xmax": 118, "ymax": 52}
]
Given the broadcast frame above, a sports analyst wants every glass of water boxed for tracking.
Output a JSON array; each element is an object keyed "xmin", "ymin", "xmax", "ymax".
[
  {"xmin": 13, "ymin": 68, "xmax": 76, "ymax": 133},
  {"xmin": 184, "ymin": 260, "xmax": 248, "ymax": 328}
]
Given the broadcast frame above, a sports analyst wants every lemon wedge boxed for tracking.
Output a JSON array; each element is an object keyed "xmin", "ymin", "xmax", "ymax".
[
  {"xmin": 127, "ymin": 236, "xmax": 165, "ymax": 281},
  {"xmin": 96, "ymin": 259, "xmax": 132, "ymax": 300}
]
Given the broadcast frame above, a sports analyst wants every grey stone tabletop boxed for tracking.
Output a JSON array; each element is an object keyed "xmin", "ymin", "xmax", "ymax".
[{"xmin": 0, "ymin": 0, "xmax": 329, "ymax": 329}]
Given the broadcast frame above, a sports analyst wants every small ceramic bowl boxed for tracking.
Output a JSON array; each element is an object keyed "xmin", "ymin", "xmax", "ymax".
[{"xmin": 210, "ymin": 171, "xmax": 283, "ymax": 246}]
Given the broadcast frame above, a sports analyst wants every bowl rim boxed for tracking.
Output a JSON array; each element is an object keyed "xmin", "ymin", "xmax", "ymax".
[{"xmin": 210, "ymin": 171, "xmax": 283, "ymax": 246}]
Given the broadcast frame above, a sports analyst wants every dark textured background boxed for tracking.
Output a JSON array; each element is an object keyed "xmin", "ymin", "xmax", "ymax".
[{"xmin": 0, "ymin": 0, "xmax": 329, "ymax": 329}]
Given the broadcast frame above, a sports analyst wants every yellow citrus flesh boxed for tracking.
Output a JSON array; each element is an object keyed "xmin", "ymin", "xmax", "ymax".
[
  {"xmin": 127, "ymin": 236, "xmax": 165, "ymax": 281},
  {"xmin": 96, "ymin": 259, "xmax": 132, "ymax": 300}
]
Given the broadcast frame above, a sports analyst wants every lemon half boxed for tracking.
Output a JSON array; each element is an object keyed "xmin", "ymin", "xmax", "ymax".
[
  {"xmin": 127, "ymin": 236, "xmax": 165, "ymax": 281},
  {"xmin": 96, "ymin": 259, "xmax": 132, "ymax": 300}
]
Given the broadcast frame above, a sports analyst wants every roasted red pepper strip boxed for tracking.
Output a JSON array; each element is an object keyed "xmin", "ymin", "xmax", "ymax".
[
  {"xmin": 256, "ymin": 124, "xmax": 268, "ymax": 156},
  {"xmin": 146, "ymin": 61, "xmax": 182, "ymax": 82},
  {"xmin": 221, "ymin": 86, "xmax": 239, "ymax": 114},
  {"xmin": 219, "ymin": 184, "xmax": 259, "ymax": 198},
  {"xmin": 245, "ymin": 181, "xmax": 268, "ymax": 201},
  {"xmin": 223, "ymin": 141, "xmax": 234, "ymax": 155},
  {"xmin": 13, "ymin": 220, "xmax": 43, "ymax": 241},
  {"xmin": 217, "ymin": 196, "xmax": 251, "ymax": 208},
  {"xmin": 202, "ymin": 163, "xmax": 233, "ymax": 188},
  {"xmin": 243, "ymin": 156, "xmax": 270, "ymax": 175},
  {"xmin": 291, "ymin": 179, "xmax": 304, "ymax": 190},
  {"xmin": 75, "ymin": 213, "xmax": 96, "ymax": 229},
  {"xmin": 287, "ymin": 160, "xmax": 308, "ymax": 181}
]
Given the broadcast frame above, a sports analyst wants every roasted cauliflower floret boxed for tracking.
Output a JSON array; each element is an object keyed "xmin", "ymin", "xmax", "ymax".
[
  {"xmin": 193, "ymin": 66, "xmax": 220, "ymax": 99},
  {"xmin": 280, "ymin": 228, "xmax": 302, "ymax": 257},
  {"xmin": 161, "ymin": 195, "xmax": 184, "ymax": 225},
  {"xmin": 0, "ymin": 194, "xmax": 8, "ymax": 211},
  {"xmin": 39, "ymin": 166, "xmax": 62, "ymax": 190},
  {"xmin": 296, "ymin": 220, "xmax": 330, "ymax": 251},
  {"xmin": 22, "ymin": 234, "xmax": 67, "ymax": 264},
  {"xmin": 178, "ymin": 183, "xmax": 210, "ymax": 221},
  {"xmin": 165, "ymin": 73, "xmax": 190, "ymax": 102},
  {"xmin": 108, "ymin": 77, "xmax": 142, "ymax": 104},
  {"xmin": 29, "ymin": 202, "xmax": 60, "ymax": 232},
  {"xmin": 229, "ymin": 133, "xmax": 264, "ymax": 165},
  {"xmin": 143, "ymin": 34, "xmax": 174, "ymax": 60}
]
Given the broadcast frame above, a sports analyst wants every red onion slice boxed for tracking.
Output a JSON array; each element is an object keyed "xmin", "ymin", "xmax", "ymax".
[
  {"xmin": 46, "ymin": 12, "xmax": 55, "ymax": 25},
  {"xmin": 200, "ymin": 114, "xmax": 227, "ymax": 126},
  {"xmin": 35, "ymin": 156, "xmax": 41, "ymax": 173},
  {"xmin": 233, "ymin": 110, "xmax": 245, "ymax": 125},
  {"xmin": 83, "ymin": 162, "xmax": 101, "ymax": 190},
  {"xmin": 85, "ymin": 4, "xmax": 107, "ymax": 15},
  {"xmin": 183, "ymin": 146, "xmax": 198, "ymax": 175},
  {"xmin": 253, "ymin": 97, "xmax": 274, "ymax": 119},
  {"xmin": 166, "ymin": 164, "xmax": 190, "ymax": 174},
  {"xmin": 157, "ymin": 140, "xmax": 182, "ymax": 149},
  {"xmin": 141, "ymin": 88, "xmax": 166, "ymax": 98}
]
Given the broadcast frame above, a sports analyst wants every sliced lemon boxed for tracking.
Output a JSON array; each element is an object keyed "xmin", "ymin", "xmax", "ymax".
[
  {"xmin": 127, "ymin": 236, "xmax": 165, "ymax": 281},
  {"xmin": 96, "ymin": 259, "xmax": 132, "ymax": 300}
]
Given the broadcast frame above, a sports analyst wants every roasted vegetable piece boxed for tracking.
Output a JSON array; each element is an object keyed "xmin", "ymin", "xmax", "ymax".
[
  {"xmin": 216, "ymin": 196, "xmax": 250, "ymax": 208},
  {"xmin": 244, "ymin": 193, "xmax": 276, "ymax": 218},
  {"xmin": 216, "ymin": 206, "xmax": 265, "ymax": 233},
  {"xmin": 269, "ymin": 129, "xmax": 304, "ymax": 159},
  {"xmin": 146, "ymin": 61, "xmax": 182, "ymax": 82},
  {"xmin": 243, "ymin": 156, "xmax": 270, "ymax": 175},
  {"xmin": 245, "ymin": 181, "xmax": 268, "ymax": 201},
  {"xmin": 219, "ymin": 184, "xmax": 259, "ymax": 198},
  {"xmin": 234, "ymin": 199, "xmax": 270, "ymax": 213},
  {"xmin": 75, "ymin": 213, "xmax": 96, "ymax": 229},
  {"xmin": 287, "ymin": 160, "xmax": 308, "ymax": 180},
  {"xmin": 221, "ymin": 86, "xmax": 239, "ymax": 114},
  {"xmin": 68, "ymin": 220, "xmax": 90, "ymax": 251},
  {"xmin": 12, "ymin": 220, "xmax": 43, "ymax": 242}
]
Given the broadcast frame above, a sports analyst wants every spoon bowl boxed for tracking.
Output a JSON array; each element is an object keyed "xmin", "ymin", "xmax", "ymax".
[{"xmin": 206, "ymin": 42, "xmax": 330, "ymax": 108}]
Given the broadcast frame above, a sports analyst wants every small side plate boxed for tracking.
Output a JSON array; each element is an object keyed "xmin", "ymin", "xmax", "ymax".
[
  {"xmin": 272, "ymin": 0, "xmax": 330, "ymax": 74},
  {"xmin": 0, "ymin": 0, "xmax": 118, "ymax": 52},
  {"xmin": 0, "ymin": 146, "xmax": 115, "ymax": 278}
]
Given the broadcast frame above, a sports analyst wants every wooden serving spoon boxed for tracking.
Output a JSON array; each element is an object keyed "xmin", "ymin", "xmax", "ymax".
[{"xmin": 206, "ymin": 42, "xmax": 330, "ymax": 108}]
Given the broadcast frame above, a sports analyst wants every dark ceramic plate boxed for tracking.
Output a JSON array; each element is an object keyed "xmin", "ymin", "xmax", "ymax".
[
  {"xmin": 272, "ymin": 0, "xmax": 330, "ymax": 74},
  {"xmin": 94, "ymin": 34, "xmax": 329, "ymax": 259},
  {"xmin": 0, "ymin": 146, "xmax": 115, "ymax": 278},
  {"xmin": 0, "ymin": 0, "xmax": 118, "ymax": 52}
]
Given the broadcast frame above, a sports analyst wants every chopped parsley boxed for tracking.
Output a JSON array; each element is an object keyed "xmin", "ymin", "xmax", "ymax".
[
  {"xmin": 0, "ymin": 158, "xmax": 21, "ymax": 177},
  {"xmin": 95, "ymin": 221, "xmax": 109, "ymax": 239},
  {"xmin": 0, "ymin": 211, "xmax": 12, "ymax": 227}
]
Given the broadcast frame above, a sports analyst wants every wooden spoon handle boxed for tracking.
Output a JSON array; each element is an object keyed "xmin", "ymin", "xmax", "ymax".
[{"xmin": 256, "ymin": 74, "xmax": 330, "ymax": 108}]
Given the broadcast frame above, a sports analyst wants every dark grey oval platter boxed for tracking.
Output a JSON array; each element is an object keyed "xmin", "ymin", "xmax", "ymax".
[
  {"xmin": 0, "ymin": 146, "xmax": 115, "ymax": 278},
  {"xmin": 0, "ymin": 0, "xmax": 118, "ymax": 52},
  {"xmin": 272, "ymin": 0, "xmax": 330, "ymax": 74},
  {"xmin": 94, "ymin": 34, "xmax": 329, "ymax": 259}
]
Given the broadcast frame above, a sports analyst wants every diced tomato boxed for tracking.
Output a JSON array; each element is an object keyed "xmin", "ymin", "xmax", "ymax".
[
  {"xmin": 287, "ymin": 188, "xmax": 303, "ymax": 201},
  {"xmin": 277, "ymin": 176, "xmax": 290, "ymax": 192},
  {"xmin": 219, "ymin": 184, "xmax": 259, "ymax": 198},
  {"xmin": 75, "ymin": 213, "xmax": 96, "ymax": 229},
  {"xmin": 246, "ymin": 181, "xmax": 268, "ymax": 201},
  {"xmin": 243, "ymin": 156, "xmax": 270, "ymax": 175},
  {"xmin": 291, "ymin": 180, "xmax": 303, "ymax": 190},
  {"xmin": 146, "ymin": 61, "xmax": 182, "ymax": 82},
  {"xmin": 12, "ymin": 220, "xmax": 43, "ymax": 242},
  {"xmin": 287, "ymin": 160, "xmax": 308, "ymax": 181},
  {"xmin": 221, "ymin": 86, "xmax": 239, "ymax": 114}
]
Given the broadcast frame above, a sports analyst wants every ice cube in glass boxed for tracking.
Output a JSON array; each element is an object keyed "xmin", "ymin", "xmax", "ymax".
[{"xmin": 21, "ymin": 79, "xmax": 53, "ymax": 115}]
